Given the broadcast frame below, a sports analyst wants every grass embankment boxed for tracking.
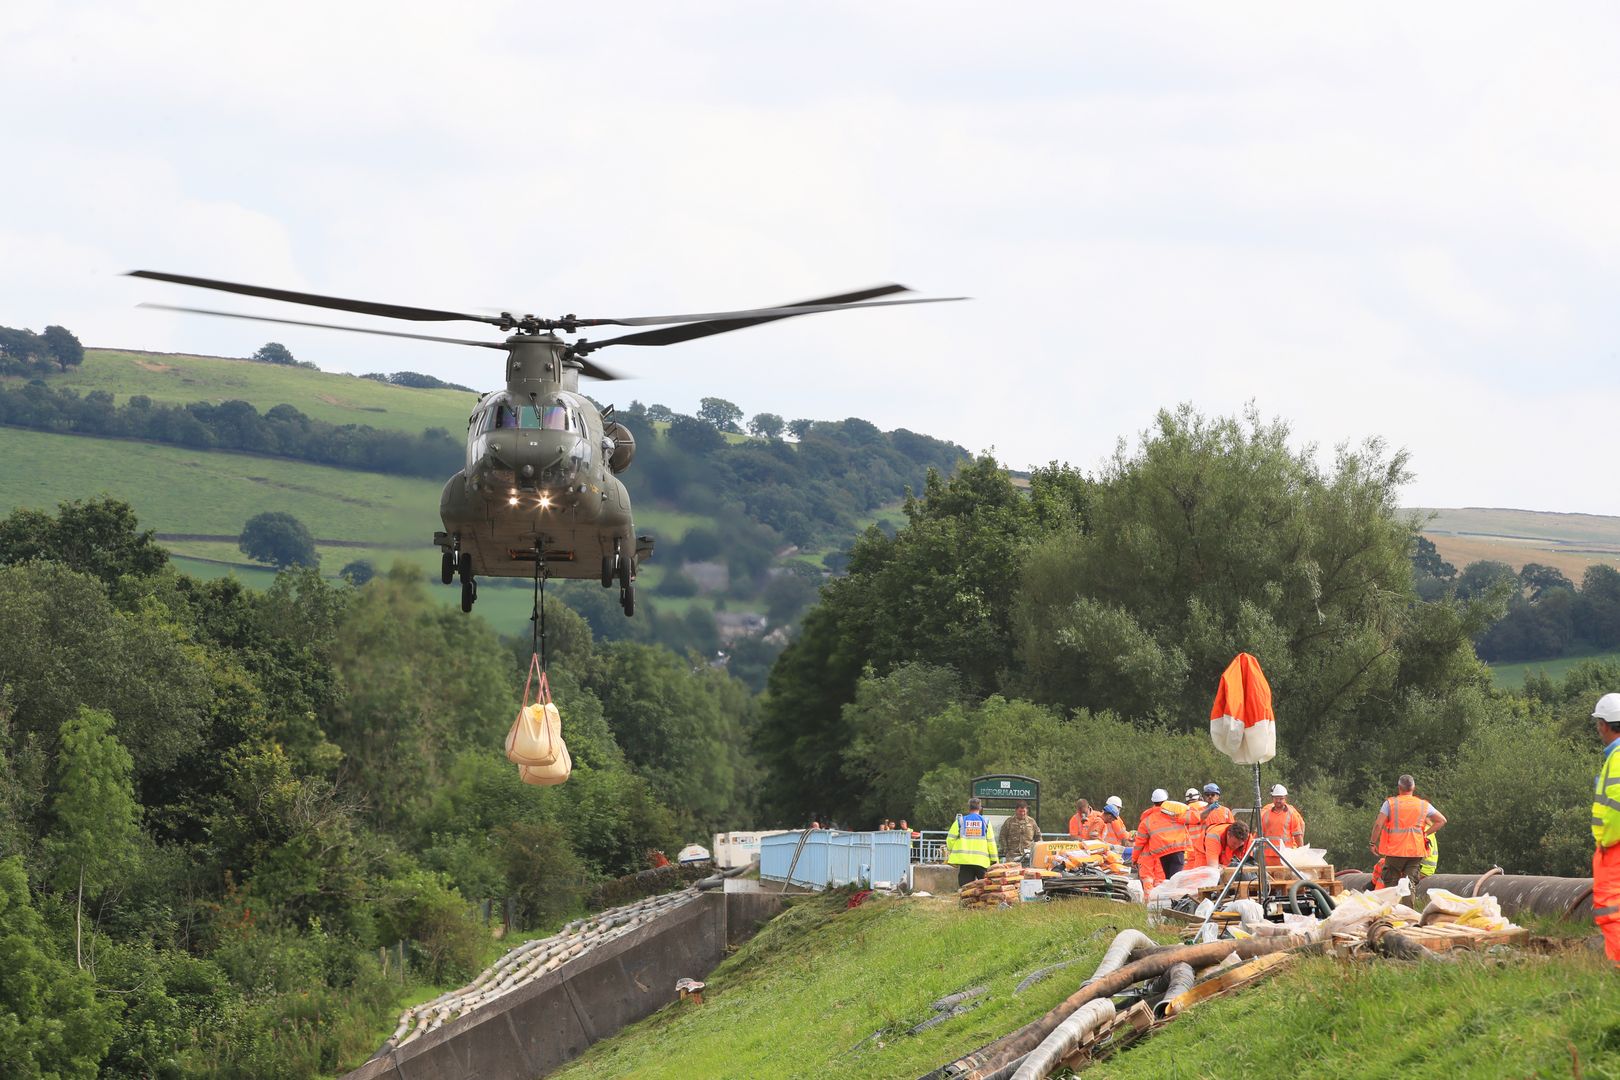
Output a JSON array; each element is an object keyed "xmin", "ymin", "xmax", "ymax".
[
  {"xmin": 556, "ymin": 894, "xmax": 1618, "ymax": 1080},
  {"xmin": 556, "ymin": 895, "xmax": 1167, "ymax": 1079}
]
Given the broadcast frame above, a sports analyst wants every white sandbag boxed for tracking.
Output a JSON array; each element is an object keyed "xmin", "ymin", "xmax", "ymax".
[
  {"xmin": 1422, "ymin": 889, "xmax": 1508, "ymax": 930},
  {"xmin": 1279, "ymin": 846, "xmax": 1329, "ymax": 870},
  {"xmin": 506, "ymin": 701, "xmax": 563, "ymax": 767},
  {"xmin": 519, "ymin": 738, "xmax": 572, "ymax": 786},
  {"xmin": 1229, "ymin": 898, "xmax": 1266, "ymax": 931},
  {"xmin": 1148, "ymin": 865, "xmax": 1221, "ymax": 902}
]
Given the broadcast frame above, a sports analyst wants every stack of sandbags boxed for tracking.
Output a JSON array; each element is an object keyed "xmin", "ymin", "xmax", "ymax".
[
  {"xmin": 958, "ymin": 863, "xmax": 1039, "ymax": 908},
  {"xmin": 1420, "ymin": 889, "xmax": 1513, "ymax": 932},
  {"xmin": 1052, "ymin": 843, "xmax": 1128, "ymax": 876}
]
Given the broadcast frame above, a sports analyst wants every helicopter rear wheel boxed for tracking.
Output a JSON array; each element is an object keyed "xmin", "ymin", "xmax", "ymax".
[
  {"xmin": 461, "ymin": 576, "xmax": 477, "ymax": 613},
  {"xmin": 441, "ymin": 551, "xmax": 455, "ymax": 585},
  {"xmin": 602, "ymin": 554, "xmax": 615, "ymax": 589},
  {"xmin": 457, "ymin": 551, "xmax": 472, "ymax": 583},
  {"xmin": 617, "ymin": 551, "xmax": 632, "ymax": 591},
  {"xmin": 620, "ymin": 583, "xmax": 634, "ymax": 617}
]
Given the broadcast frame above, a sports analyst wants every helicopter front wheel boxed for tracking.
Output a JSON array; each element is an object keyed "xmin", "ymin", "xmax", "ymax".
[
  {"xmin": 457, "ymin": 551, "xmax": 472, "ymax": 583},
  {"xmin": 441, "ymin": 551, "xmax": 455, "ymax": 585},
  {"xmin": 619, "ymin": 583, "xmax": 634, "ymax": 617},
  {"xmin": 461, "ymin": 575, "xmax": 477, "ymax": 613},
  {"xmin": 601, "ymin": 554, "xmax": 615, "ymax": 589}
]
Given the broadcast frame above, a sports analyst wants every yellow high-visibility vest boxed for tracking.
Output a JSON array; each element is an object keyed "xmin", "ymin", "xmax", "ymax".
[{"xmin": 946, "ymin": 813, "xmax": 998, "ymax": 868}]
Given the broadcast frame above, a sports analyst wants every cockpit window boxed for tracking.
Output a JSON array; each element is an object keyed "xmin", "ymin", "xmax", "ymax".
[{"xmin": 493, "ymin": 402, "xmax": 574, "ymax": 430}]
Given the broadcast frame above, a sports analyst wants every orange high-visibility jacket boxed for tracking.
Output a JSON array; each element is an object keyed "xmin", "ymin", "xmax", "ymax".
[
  {"xmin": 1260, "ymin": 803, "xmax": 1304, "ymax": 863},
  {"xmin": 1187, "ymin": 802, "xmax": 1233, "ymax": 869},
  {"xmin": 1135, "ymin": 805, "xmax": 1188, "ymax": 859},
  {"xmin": 1211, "ymin": 822, "xmax": 1247, "ymax": 867},
  {"xmin": 1377, "ymin": 794, "xmax": 1432, "ymax": 857},
  {"xmin": 1068, "ymin": 810, "xmax": 1104, "ymax": 840},
  {"xmin": 1099, "ymin": 816, "xmax": 1128, "ymax": 846}
]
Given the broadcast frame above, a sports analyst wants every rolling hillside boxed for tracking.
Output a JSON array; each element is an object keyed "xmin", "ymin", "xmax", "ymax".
[
  {"xmin": 1412, "ymin": 506, "xmax": 1620, "ymax": 579},
  {"xmin": 0, "ymin": 348, "xmax": 917, "ymax": 645}
]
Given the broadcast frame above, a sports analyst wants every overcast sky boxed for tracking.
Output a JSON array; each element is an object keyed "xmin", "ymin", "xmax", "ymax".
[{"xmin": 5, "ymin": 3, "xmax": 1619, "ymax": 512}]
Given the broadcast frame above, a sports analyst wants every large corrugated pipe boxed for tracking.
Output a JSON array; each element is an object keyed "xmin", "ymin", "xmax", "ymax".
[
  {"xmin": 1338, "ymin": 872, "xmax": 1593, "ymax": 921},
  {"xmin": 935, "ymin": 934, "xmax": 1318, "ymax": 1080},
  {"xmin": 1151, "ymin": 962, "xmax": 1196, "ymax": 1019},
  {"xmin": 1009, "ymin": 1000, "xmax": 1116, "ymax": 1080}
]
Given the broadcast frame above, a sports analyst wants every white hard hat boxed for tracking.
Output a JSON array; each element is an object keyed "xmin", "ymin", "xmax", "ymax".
[
  {"xmin": 1106, "ymin": 795, "xmax": 1122, "ymax": 809},
  {"xmin": 1270, "ymin": 784, "xmax": 1288, "ymax": 797},
  {"xmin": 1185, "ymin": 788, "xmax": 1200, "ymax": 800},
  {"xmin": 1594, "ymin": 693, "xmax": 1620, "ymax": 725},
  {"xmin": 1151, "ymin": 788, "xmax": 1169, "ymax": 803}
]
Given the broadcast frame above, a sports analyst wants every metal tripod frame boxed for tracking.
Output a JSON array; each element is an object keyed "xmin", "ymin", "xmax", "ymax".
[{"xmin": 1191, "ymin": 833, "xmax": 1311, "ymax": 942}]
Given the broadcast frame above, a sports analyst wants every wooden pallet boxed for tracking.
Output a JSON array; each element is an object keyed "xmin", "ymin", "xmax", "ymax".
[
  {"xmin": 1333, "ymin": 922, "xmax": 1529, "ymax": 953},
  {"xmin": 1193, "ymin": 876, "xmax": 1344, "ymax": 902}
]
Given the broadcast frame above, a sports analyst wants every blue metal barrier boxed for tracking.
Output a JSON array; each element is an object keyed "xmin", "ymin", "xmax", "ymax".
[{"xmin": 760, "ymin": 831, "xmax": 912, "ymax": 891}]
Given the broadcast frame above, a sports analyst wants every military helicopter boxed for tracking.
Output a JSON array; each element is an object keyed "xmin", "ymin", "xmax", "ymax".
[{"xmin": 129, "ymin": 270, "xmax": 963, "ymax": 616}]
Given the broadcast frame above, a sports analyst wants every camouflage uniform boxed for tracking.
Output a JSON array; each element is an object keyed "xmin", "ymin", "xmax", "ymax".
[{"xmin": 998, "ymin": 814, "xmax": 1041, "ymax": 862}]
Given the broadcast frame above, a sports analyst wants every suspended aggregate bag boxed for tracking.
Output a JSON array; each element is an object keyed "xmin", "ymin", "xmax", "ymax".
[
  {"xmin": 506, "ymin": 655, "xmax": 570, "ymax": 781},
  {"xmin": 520, "ymin": 740, "xmax": 572, "ymax": 786}
]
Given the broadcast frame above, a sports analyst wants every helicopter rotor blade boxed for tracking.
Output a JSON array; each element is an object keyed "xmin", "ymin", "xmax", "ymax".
[
  {"xmin": 578, "ymin": 293, "xmax": 967, "ymax": 329},
  {"xmin": 567, "ymin": 356, "xmax": 623, "ymax": 382},
  {"xmin": 575, "ymin": 285, "xmax": 965, "ymax": 353},
  {"xmin": 128, "ymin": 270, "xmax": 507, "ymax": 327},
  {"xmin": 137, "ymin": 304, "xmax": 509, "ymax": 349}
]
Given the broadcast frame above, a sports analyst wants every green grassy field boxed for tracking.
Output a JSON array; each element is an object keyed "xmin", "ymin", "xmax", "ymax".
[
  {"xmin": 1489, "ymin": 649, "xmax": 1620, "ymax": 689},
  {"xmin": 555, "ymin": 894, "xmax": 1617, "ymax": 1080},
  {"xmin": 45, "ymin": 349, "xmax": 475, "ymax": 433}
]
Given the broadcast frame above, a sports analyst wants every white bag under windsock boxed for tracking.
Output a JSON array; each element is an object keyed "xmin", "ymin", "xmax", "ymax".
[
  {"xmin": 519, "ymin": 740, "xmax": 572, "ymax": 786},
  {"xmin": 1209, "ymin": 652, "xmax": 1276, "ymax": 765}
]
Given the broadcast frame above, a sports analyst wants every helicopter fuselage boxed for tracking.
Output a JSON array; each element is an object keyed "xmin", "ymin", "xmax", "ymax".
[{"xmin": 434, "ymin": 335, "xmax": 650, "ymax": 604}]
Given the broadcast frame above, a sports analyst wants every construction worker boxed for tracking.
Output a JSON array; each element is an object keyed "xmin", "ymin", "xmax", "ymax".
[
  {"xmin": 1133, "ymin": 788, "xmax": 1189, "ymax": 891},
  {"xmin": 945, "ymin": 797, "xmax": 998, "ymax": 887},
  {"xmin": 1068, "ymin": 799, "xmax": 1102, "ymax": 841},
  {"xmin": 1260, "ymin": 784, "xmax": 1305, "ymax": 864},
  {"xmin": 998, "ymin": 800, "xmax": 1041, "ymax": 863},
  {"xmin": 1215, "ymin": 819, "xmax": 1252, "ymax": 869},
  {"xmin": 1368, "ymin": 774, "xmax": 1446, "ymax": 895},
  {"xmin": 1191, "ymin": 783, "xmax": 1234, "ymax": 870},
  {"xmin": 1098, "ymin": 802, "xmax": 1129, "ymax": 847},
  {"xmin": 1590, "ymin": 693, "xmax": 1620, "ymax": 964}
]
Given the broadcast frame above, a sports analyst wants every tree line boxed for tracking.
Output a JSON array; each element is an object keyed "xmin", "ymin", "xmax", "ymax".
[
  {"xmin": 0, "ymin": 497, "xmax": 760, "ymax": 1078},
  {"xmin": 1412, "ymin": 545, "xmax": 1620, "ymax": 663}
]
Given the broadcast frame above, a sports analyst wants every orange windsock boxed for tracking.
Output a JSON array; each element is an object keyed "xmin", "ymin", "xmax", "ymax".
[{"xmin": 1209, "ymin": 652, "xmax": 1276, "ymax": 764}]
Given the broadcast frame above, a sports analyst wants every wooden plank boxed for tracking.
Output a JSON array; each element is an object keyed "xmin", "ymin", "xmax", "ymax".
[{"xmin": 1159, "ymin": 951, "xmax": 1295, "ymax": 1017}]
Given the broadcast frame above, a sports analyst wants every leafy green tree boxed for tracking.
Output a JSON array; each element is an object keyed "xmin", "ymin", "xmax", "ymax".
[
  {"xmin": 1574, "ymin": 564, "xmax": 1620, "ymax": 649},
  {"xmin": 666, "ymin": 414, "xmax": 725, "ymax": 455},
  {"xmin": 41, "ymin": 325, "xmax": 84, "ymax": 370},
  {"xmin": 1453, "ymin": 559, "xmax": 1518, "ymax": 602},
  {"xmin": 842, "ymin": 663, "xmax": 969, "ymax": 822},
  {"xmin": 46, "ymin": 708, "xmax": 139, "ymax": 968},
  {"xmin": 0, "ymin": 856, "xmax": 118, "ymax": 1078},
  {"xmin": 239, "ymin": 511, "xmax": 318, "ymax": 569},
  {"xmin": 1518, "ymin": 563, "xmax": 1572, "ymax": 601},
  {"xmin": 787, "ymin": 418, "xmax": 815, "ymax": 440},
  {"xmin": 1410, "ymin": 535, "xmax": 1455, "ymax": 581},
  {"xmin": 339, "ymin": 559, "xmax": 376, "ymax": 586},
  {"xmin": 748, "ymin": 412, "xmax": 785, "ymax": 439},
  {"xmin": 251, "ymin": 342, "xmax": 296, "ymax": 365},
  {"xmin": 0, "ymin": 498, "xmax": 167, "ymax": 585},
  {"xmin": 697, "ymin": 397, "xmax": 743, "ymax": 432}
]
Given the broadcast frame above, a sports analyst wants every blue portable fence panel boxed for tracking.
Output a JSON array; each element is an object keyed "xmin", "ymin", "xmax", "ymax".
[{"xmin": 760, "ymin": 831, "xmax": 912, "ymax": 891}]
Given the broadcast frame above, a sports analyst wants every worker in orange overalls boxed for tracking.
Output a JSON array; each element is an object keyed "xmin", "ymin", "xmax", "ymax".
[
  {"xmin": 1590, "ymin": 694, "xmax": 1620, "ymax": 964},
  {"xmin": 1098, "ymin": 801, "xmax": 1129, "ymax": 847},
  {"xmin": 1133, "ymin": 788, "xmax": 1189, "ymax": 891},
  {"xmin": 1068, "ymin": 798, "xmax": 1103, "ymax": 840},
  {"xmin": 1368, "ymin": 773, "xmax": 1446, "ymax": 894},
  {"xmin": 1188, "ymin": 783, "xmax": 1233, "ymax": 870},
  {"xmin": 1259, "ymin": 784, "xmax": 1305, "ymax": 865}
]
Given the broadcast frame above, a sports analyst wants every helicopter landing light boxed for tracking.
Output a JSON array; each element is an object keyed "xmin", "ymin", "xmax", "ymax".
[{"xmin": 539, "ymin": 495, "xmax": 553, "ymax": 509}]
